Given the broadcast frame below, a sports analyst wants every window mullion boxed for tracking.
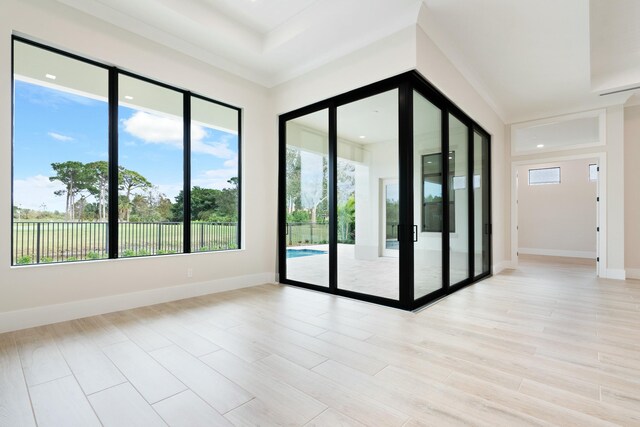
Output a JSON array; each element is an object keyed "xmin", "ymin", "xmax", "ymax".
[
  {"xmin": 108, "ymin": 69, "xmax": 119, "ymax": 259},
  {"xmin": 183, "ymin": 93, "xmax": 192, "ymax": 254}
]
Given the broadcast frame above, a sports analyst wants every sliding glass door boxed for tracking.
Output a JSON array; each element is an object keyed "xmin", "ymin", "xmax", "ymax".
[
  {"xmin": 336, "ymin": 89, "xmax": 400, "ymax": 301},
  {"xmin": 278, "ymin": 72, "xmax": 492, "ymax": 310},
  {"xmin": 413, "ymin": 91, "xmax": 444, "ymax": 299},
  {"xmin": 283, "ymin": 109, "xmax": 330, "ymax": 287},
  {"xmin": 448, "ymin": 114, "xmax": 470, "ymax": 286},
  {"xmin": 474, "ymin": 131, "xmax": 491, "ymax": 278}
]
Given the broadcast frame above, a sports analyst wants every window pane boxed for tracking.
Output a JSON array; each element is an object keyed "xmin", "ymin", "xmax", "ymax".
[
  {"xmin": 190, "ymin": 98, "xmax": 240, "ymax": 252},
  {"xmin": 529, "ymin": 167, "xmax": 560, "ymax": 185},
  {"xmin": 13, "ymin": 41, "xmax": 109, "ymax": 265},
  {"xmin": 414, "ymin": 92, "xmax": 443, "ymax": 299},
  {"xmin": 449, "ymin": 114, "xmax": 469, "ymax": 285},
  {"xmin": 118, "ymin": 75, "xmax": 183, "ymax": 256},
  {"xmin": 337, "ymin": 89, "xmax": 399, "ymax": 300},
  {"xmin": 474, "ymin": 131, "xmax": 490, "ymax": 277},
  {"xmin": 285, "ymin": 109, "xmax": 329, "ymax": 287}
]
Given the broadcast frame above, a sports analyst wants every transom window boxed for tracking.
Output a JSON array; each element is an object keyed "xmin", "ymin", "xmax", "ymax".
[{"xmin": 528, "ymin": 167, "xmax": 560, "ymax": 185}]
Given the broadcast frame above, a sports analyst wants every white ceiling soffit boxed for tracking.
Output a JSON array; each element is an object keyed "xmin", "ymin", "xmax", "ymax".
[
  {"xmin": 55, "ymin": 0, "xmax": 422, "ymax": 88},
  {"xmin": 52, "ymin": 0, "xmax": 640, "ymax": 123},
  {"xmin": 512, "ymin": 114, "xmax": 603, "ymax": 154},
  {"xmin": 418, "ymin": 0, "xmax": 631, "ymax": 123},
  {"xmin": 590, "ymin": 0, "xmax": 640, "ymax": 95}
]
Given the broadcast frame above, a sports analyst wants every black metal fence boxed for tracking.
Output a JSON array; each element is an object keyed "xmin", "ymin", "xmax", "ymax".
[
  {"xmin": 12, "ymin": 221, "xmax": 238, "ymax": 265},
  {"xmin": 286, "ymin": 222, "xmax": 354, "ymax": 246}
]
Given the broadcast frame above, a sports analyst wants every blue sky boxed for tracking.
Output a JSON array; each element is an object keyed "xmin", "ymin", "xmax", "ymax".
[{"xmin": 13, "ymin": 80, "xmax": 238, "ymax": 212}]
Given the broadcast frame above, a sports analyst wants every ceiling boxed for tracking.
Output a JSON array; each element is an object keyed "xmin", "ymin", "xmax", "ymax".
[
  {"xmin": 512, "ymin": 115, "xmax": 601, "ymax": 154},
  {"xmin": 53, "ymin": 0, "xmax": 640, "ymax": 123}
]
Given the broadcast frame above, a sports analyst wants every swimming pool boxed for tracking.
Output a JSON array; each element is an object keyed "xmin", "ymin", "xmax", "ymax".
[{"xmin": 286, "ymin": 249, "xmax": 328, "ymax": 258}]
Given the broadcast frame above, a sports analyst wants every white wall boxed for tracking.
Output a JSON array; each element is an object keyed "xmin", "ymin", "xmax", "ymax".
[
  {"xmin": 624, "ymin": 105, "xmax": 640, "ymax": 278},
  {"xmin": 271, "ymin": 26, "xmax": 416, "ymax": 115},
  {"xmin": 354, "ymin": 139, "xmax": 397, "ymax": 260},
  {"xmin": 0, "ymin": 0, "xmax": 277, "ymax": 331},
  {"xmin": 606, "ymin": 105, "xmax": 625, "ymax": 277},
  {"xmin": 415, "ymin": 25, "xmax": 507, "ymax": 273},
  {"xmin": 517, "ymin": 159, "xmax": 597, "ymax": 258}
]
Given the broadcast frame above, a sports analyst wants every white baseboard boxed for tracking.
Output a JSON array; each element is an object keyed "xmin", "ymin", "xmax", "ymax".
[
  {"xmin": 492, "ymin": 261, "xmax": 515, "ymax": 275},
  {"xmin": 604, "ymin": 269, "xmax": 626, "ymax": 280},
  {"xmin": 518, "ymin": 248, "xmax": 597, "ymax": 259},
  {"xmin": 625, "ymin": 268, "xmax": 640, "ymax": 280},
  {"xmin": 0, "ymin": 272, "xmax": 275, "ymax": 334}
]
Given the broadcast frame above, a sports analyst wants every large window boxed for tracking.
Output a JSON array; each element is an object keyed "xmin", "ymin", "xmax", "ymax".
[
  {"xmin": 12, "ymin": 37, "xmax": 241, "ymax": 265},
  {"xmin": 190, "ymin": 96, "xmax": 240, "ymax": 252},
  {"xmin": 118, "ymin": 75, "xmax": 184, "ymax": 257}
]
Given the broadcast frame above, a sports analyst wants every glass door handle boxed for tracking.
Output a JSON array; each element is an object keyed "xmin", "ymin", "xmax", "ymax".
[{"xmin": 413, "ymin": 225, "xmax": 418, "ymax": 242}]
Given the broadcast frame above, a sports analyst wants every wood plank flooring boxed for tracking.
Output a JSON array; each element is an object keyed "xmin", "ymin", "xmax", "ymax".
[{"xmin": 1, "ymin": 255, "xmax": 639, "ymax": 426}]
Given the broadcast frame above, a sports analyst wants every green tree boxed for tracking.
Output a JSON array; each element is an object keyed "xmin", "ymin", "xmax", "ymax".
[
  {"xmin": 129, "ymin": 187, "xmax": 173, "ymax": 222},
  {"xmin": 338, "ymin": 195, "xmax": 356, "ymax": 243},
  {"xmin": 119, "ymin": 166, "xmax": 152, "ymax": 221},
  {"xmin": 285, "ymin": 148, "xmax": 301, "ymax": 214},
  {"xmin": 50, "ymin": 161, "xmax": 91, "ymax": 221},
  {"xmin": 85, "ymin": 161, "xmax": 109, "ymax": 221},
  {"xmin": 172, "ymin": 178, "xmax": 239, "ymax": 222},
  {"xmin": 172, "ymin": 186, "xmax": 217, "ymax": 221}
]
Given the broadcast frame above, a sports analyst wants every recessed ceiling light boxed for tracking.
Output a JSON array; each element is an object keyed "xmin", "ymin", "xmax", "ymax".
[
  {"xmin": 45, "ymin": 74, "xmax": 56, "ymax": 80},
  {"xmin": 537, "ymin": 144, "xmax": 544, "ymax": 148},
  {"xmin": 359, "ymin": 135, "xmax": 365, "ymax": 139},
  {"xmin": 125, "ymin": 95, "xmax": 134, "ymax": 100},
  {"xmin": 427, "ymin": 161, "xmax": 432, "ymax": 164},
  {"xmin": 448, "ymin": 156, "xmax": 453, "ymax": 159}
]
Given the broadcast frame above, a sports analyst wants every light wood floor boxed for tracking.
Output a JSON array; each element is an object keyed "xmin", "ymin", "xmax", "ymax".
[{"xmin": 1, "ymin": 255, "xmax": 639, "ymax": 426}]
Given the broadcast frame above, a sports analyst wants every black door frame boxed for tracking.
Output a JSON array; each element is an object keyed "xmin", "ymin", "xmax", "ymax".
[{"xmin": 278, "ymin": 70, "xmax": 492, "ymax": 311}]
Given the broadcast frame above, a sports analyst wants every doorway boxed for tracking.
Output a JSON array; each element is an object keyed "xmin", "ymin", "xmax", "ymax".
[{"xmin": 511, "ymin": 154, "xmax": 605, "ymax": 277}]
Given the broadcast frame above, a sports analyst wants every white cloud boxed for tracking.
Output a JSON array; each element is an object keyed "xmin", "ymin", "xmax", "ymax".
[
  {"xmin": 192, "ymin": 168, "xmax": 237, "ymax": 190},
  {"xmin": 223, "ymin": 156, "xmax": 238, "ymax": 168},
  {"xmin": 13, "ymin": 175, "xmax": 66, "ymax": 212},
  {"xmin": 155, "ymin": 183, "xmax": 183, "ymax": 200},
  {"xmin": 192, "ymin": 139, "xmax": 234, "ymax": 159},
  {"xmin": 123, "ymin": 111, "xmax": 184, "ymax": 148},
  {"xmin": 123, "ymin": 111, "xmax": 234, "ymax": 159},
  {"xmin": 48, "ymin": 132, "xmax": 74, "ymax": 142}
]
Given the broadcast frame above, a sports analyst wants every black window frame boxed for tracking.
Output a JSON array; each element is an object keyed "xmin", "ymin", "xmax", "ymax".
[{"xmin": 11, "ymin": 35, "xmax": 242, "ymax": 266}]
